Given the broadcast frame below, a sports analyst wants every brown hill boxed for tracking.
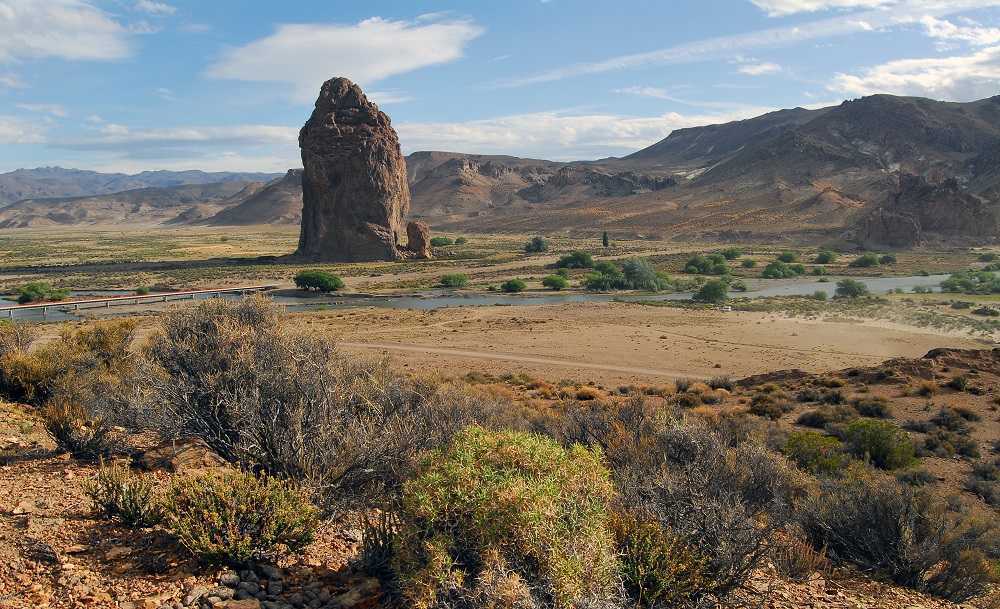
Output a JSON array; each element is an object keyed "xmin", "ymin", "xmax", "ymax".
[{"xmin": 203, "ymin": 169, "xmax": 303, "ymax": 226}]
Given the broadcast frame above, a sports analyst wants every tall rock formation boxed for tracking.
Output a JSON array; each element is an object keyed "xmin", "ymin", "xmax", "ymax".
[{"xmin": 296, "ymin": 77, "xmax": 413, "ymax": 261}]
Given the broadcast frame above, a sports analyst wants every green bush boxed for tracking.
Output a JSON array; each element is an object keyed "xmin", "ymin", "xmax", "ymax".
[
  {"xmin": 542, "ymin": 274, "xmax": 569, "ymax": 290},
  {"xmin": 556, "ymin": 250, "xmax": 595, "ymax": 269},
  {"xmin": 620, "ymin": 258, "xmax": 660, "ymax": 291},
  {"xmin": 524, "ymin": 236, "xmax": 549, "ymax": 253},
  {"xmin": 835, "ymin": 279, "xmax": 870, "ymax": 298},
  {"xmin": 762, "ymin": 260, "xmax": 801, "ymax": 279},
  {"xmin": 815, "ymin": 250, "xmax": 838, "ymax": 264},
  {"xmin": 812, "ymin": 267, "xmax": 827, "ymax": 276},
  {"xmin": 610, "ymin": 511, "xmax": 707, "ymax": 607},
  {"xmin": 783, "ymin": 431, "xmax": 849, "ymax": 476},
  {"xmin": 973, "ymin": 306, "xmax": 1000, "ymax": 317},
  {"xmin": 13, "ymin": 282, "xmax": 70, "ymax": 304},
  {"xmin": 454, "ymin": 236, "xmax": 468, "ymax": 245},
  {"xmin": 842, "ymin": 420, "xmax": 915, "ymax": 470},
  {"xmin": 439, "ymin": 274, "xmax": 468, "ymax": 288},
  {"xmin": 684, "ymin": 255, "xmax": 729, "ymax": 275},
  {"xmin": 162, "ymin": 469, "xmax": 319, "ymax": 565},
  {"xmin": 429, "ymin": 236, "xmax": 454, "ymax": 247},
  {"xmin": 692, "ymin": 279, "xmax": 728, "ymax": 303},
  {"xmin": 879, "ymin": 253, "xmax": 898, "ymax": 264},
  {"xmin": 555, "ymin": 267, "xmax": 571, "ymax": 278},
  {"xmin": 978, "ymin": 251, "xmax": 999, "ymax": 262},
  {"xmin": 719, "ymin": 247, "xmax": 742, "ymax": 260},
  {"xmin": 80, "ymin": 459, "xmax": 162, "ymax": 527},
  {"xmin": 813, "ymin": 290, "xmax": 828, "ymax": 300},
  {"xmin": 294, "ymin": 269, "xmax": 344, "ymax": 292},
  {"xmin": 741, "ymin": 258, "xmax": 757, "ymax": 268},
  {"xmin": 777, "ymin": 251, "xmax": 798, "ymax": 263},
  {"xmin": 393, "ymin": 426, "xmax": 620, "ymax": 609},
  {"xmin": 135, "ymin": 286, "xmax": 151, "ymax": 295},
  {"xmin": 501, "ymin": 278, "xmax": 527, "ymax": 293},
  {"xmin": 849, "ymin": 252, "xmax": 880, "ymax": 268}
]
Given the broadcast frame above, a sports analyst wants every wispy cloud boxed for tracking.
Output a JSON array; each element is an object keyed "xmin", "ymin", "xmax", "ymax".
[
  {"xmin": 0, "ymin": 115, "xmax": 49, "ymax": 144},
  {"xmin": 0, "ymin": 0, "xmax": 135, "ymax": 63},
  {"xmin": 134, "ymin": 0, "xmax": 175, "ymax": 15},
  {"xmin": 0, "ymin": 72, "xmax": 27, "ymax": 89},
  {"xmin": 748, "ymin": 0, "xmax": 897, "ymax": 17},
  {"xmin": 16, "ymin": 103, "xmax": 68, "ymax": 117},
  {"xmin": 921, "ymin": 15, "xmax": 1000, "ymax": 49},
  {"xmin": 56, "ymin": 124, "xmax": 299, "ymax": 151},
  {"xmin": 155, "ymin": 87, "xmax": 175, "ymax": 100},
  {"xmin": 396, "ymin": 106, "xmax": 782, "ymax": 161},
  {"xmin": 493, "ymin": 1, "xmax": 1000, "ymax": 88},
  {"xmin": 831, "ymin": 45, "xmax": 1000, "ymax": 99},
  {"xmin": 204, "ymin": 16, "xmax": 484, "ymax": 103},
  {"xmin": 738, "ymin": 60, "xmax": 784, "ymax": 75}
]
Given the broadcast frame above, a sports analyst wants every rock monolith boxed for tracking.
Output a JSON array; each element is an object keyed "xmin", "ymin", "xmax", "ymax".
[{"xmin": 296, "ymin": 77, "xmax": 413, "ymax": 261}]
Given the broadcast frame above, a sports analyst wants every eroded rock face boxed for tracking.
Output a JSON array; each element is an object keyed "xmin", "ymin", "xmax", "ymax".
[{"xmin": 296, "ymin": 77, "xmax": 411, "ymax": 261}]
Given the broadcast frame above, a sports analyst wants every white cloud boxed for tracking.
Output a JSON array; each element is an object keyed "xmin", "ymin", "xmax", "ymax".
[
  {"xmin": 496, "ymin": 1, "xmax": 1000, "ymax": 88},
  {"xmin": 16, "ymin": 103, "xmax": 68, "ymax": 117},
  {"xmin": 0, "ymin": 115, "xmax": 48, "ymax": 144},
  {"xmin": 830, "ymin": 45, "xmax": 1000, "ymax": 99},
  {"xmin": 921, "ymin": 15, "xmax": 1000, "ymax": 48},
  {"xmin": 749, "ymin": 0, "xmax": 896, "ymax": 17},
  {"xmin": 395, "ymin": 106, "xmax": 781, "ymax": 161},
  {"xmin": 204, "ymin": 16, "xmax": 484, "ymax": 103},
  {"xmin": 0, "ymin": 0, "xmax": 134, "ymax": 63},
  {"xmin": 616, "ymin": 86, "xmax": 677, "ymax": 100},
  {"xmin": 0, "ymin": 71, "xmax": 26, "ymax": 89},
  {"xmin": 738, "ymin": 60, "xmax": 784, "ymax": 75},
  {"xmin": 155, "ymin": 87, "xmax": 175, "ymax": 100},
  {"xmin": 59, "ymin": 124, "xmax": 299, "ymax": 149},
  {"xmin": 86, "ymin": 115, "xmax": 103, "ymax": 123},
  {"xmin": 134, "ymin": 0, "xmax": 175, "ymax": 15}
]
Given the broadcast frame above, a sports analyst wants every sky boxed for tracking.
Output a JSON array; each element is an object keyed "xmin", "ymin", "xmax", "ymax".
[{"xmin": 1, "ymin": 0, "xmax": 1000, "ymax": 175}]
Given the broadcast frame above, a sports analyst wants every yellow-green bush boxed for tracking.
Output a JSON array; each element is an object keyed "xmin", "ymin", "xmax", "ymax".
[
  {"xmin": 609, "ymin": 511, "xmax": 707, "ymax": 607},
  {"xmin": 80, "ymin": 459, "xmax": 162, "ymax": 527},
  {"xmin": 393, "ymin": 426, "xmax": 621, "ymax": 609},
  {"xmin": 162, "ymin": 469, "xmax": 319, "ymax": 565}
]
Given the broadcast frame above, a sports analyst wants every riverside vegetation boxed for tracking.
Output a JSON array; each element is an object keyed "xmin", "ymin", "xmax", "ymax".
[{"xmin": 2, "ymin": 296, "xmax": 1000, "ymax": 608}]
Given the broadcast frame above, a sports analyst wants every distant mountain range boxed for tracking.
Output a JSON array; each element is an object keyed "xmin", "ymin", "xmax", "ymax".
[{"xmin": 3, "ymin": 94, "xmax": 1000, "ymax": 248}]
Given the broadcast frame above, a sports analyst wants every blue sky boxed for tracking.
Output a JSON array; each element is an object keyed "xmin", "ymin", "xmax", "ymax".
[{"xmin": 1, "ymin": 0, "xmax": 999, "ymax": 174}]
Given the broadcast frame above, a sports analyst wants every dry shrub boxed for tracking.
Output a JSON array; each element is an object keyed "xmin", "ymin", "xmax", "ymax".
[
  {"xmin": 525, "ymin": 378, "xmax": 550, "ymax": 391},
  {"xmin": 44, "ymin": 397, "xmax": 122, "ymax": 460},
  {"xmin": 919, "ymin": 380, "xmax": 940, "ymax": 397},
  {"xmin": 576, "ymin": 386, "xmax": 603, "ymax": 401},
  {"xmin": 686, "ymin": 381, "xmax": 711, "ymax": 395},
  {"xmin": 802, "ymin": 473, "xmax": 998, "ymax": 602},
  {"xmin": 675, "ymin": 392, "xmax": 703, "ymax": 408},
  {"xmin": 771, "ymin": 532, "xmax": 828, "ymax": 582},
  {"xmin": 139, "ymin": 296, "xmax": 508, "ymax": 512},
  {"xmin": 700, "ymin": 388, "xmax": 729, "ymax": 405},
  {"xmin": 654, "ymin": 382, "xmax": 676, "ymax": 397}
]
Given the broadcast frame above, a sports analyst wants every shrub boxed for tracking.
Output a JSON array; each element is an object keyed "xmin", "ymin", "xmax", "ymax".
[
  {"xmin": 973, "ymin": 306, "xmax": 1000, "ymax": 317},
  {"xmin": 762, "ymin": 260, "xmax": 800, "ymax": 279},
  {"xmin": 879, "ymin": 253, "xmax": 898, "ymax": 264},
  {"xmin": 815, "ymin": 250, "xmax": 838, "ymax": 264},
  {"xmin": 771, "ymin": 533, "xmax": 829, "ymax": 582},
  {"xmin": 556, "ymin": 250, "xmax": 594, "ymax": 269},
  {"xmin": 135, "ymin": 286, "xmax": 151, "ymax": 295},
  {"xmin": 741, "ymin": 258, "xmax": 757, "ymax": 268},
  {"xmin": 524, "ymin": 236, "xmax": 549, "ymax": 253},
  {"xmin": 542, "ymin": 274, "xmax": 569, "ymax": 290},
  {"xmin": 610, "ymin": 511, "xmax": 707, "ymax": 607},
  {"xmin": 80, "ymin": 459, "xmax": 162, "ymax": 527},
  {"xmin": 749, "ymin": 394, "xmax": 783, "ymax": 420},
  {"xmin": 842, "ymin": 420, "xmax": 915, "ymax": 470},
  {"xmin": 500, "ymin": 278, "xmax": 526, "ymax": 293},
  {"xmin": 555, "ymin": 267, "xmax": 571, "ymax": 278},
  {"xmin": 393, "ymin": 427, "xmax": 620, "ymax": 609},
  {"xmin": 720, "ymin": 247, "xmax": 742, "ymax": 260},
  {"xmin": 947, "ymin": 375, "xmax": 969, "ymax": 391},
  {"xmin": 692, "ymin": 279, "xmax": 728, "ymax": 303},
  {"xmin": 783, "ymin": 431, "xmax": 848, "ymax": 476},
  {"xmin": 851, "ymin": 395, "xmax": 893, "ymax": 418},
  {"xmin": 162, "ymin": 469, "xmax": 319, "ymax": 565},
  {"xmin": 13, "ymin": 282, "xmax": 69, "ymax": 304},
  {"xmin": 429, "ymin": 236, "xmax": 454, "ymax": 246},
  {"xmin": 439, "ymin": 274, "xmax": 468, "ymax": 288},
  {"xmin": 454, "ymin": 236, "xmax": 468, "ymax": 245},
  {"xmin": 620, "ymin": 258, "xmax": 660, "ymax": 291},
  {"xmin": 708, "ymin": 375, "xmax": 735, "ymax": 391},
  {"xmin": 835, "ymin": 279, "xmax": 869, "ymax": 298},
  {"xmin": 294, "ymin": 269, "xmax": 344, "ymax": 292},
  {"xmin": 777, "ymin": 251, "xmax": 798, "ymax": 263},
  {"xmin": 849, "ymin": 252, "xmax": 880, "ymax": 268},
  {"xmin": 44, "ymin": 398, "xmax": 123, "ymax": 460},
  {"xmin": 141, "ymin": 296, "xmax": 504, "ymax": 512},
  {"xmin": 802, "ymin": 474, "xmax": 997, "ymax": 602},
  {"xmin": 918, "ymin": 380, "xmax": 939, "ymax": 396},
  {"xmin": 796, "ymin": 405, "xmax": 858, "ymax": 428},
  {"xmin": 813, "ymin": 290, "xmax": 828, "ymax": 300},
  {"xmin": 812, "ymin": 267, "xmax": 828, "ymax": 276}
]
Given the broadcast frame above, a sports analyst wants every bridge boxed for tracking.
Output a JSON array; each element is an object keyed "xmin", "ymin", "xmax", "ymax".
[{"xmin": 0, "ymin": 284, "xmax": 279, "ymax": 319}]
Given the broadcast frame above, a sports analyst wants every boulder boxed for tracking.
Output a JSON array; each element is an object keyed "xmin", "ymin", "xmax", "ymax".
[
  {"xmin": 404, "ymin": 220, "xmax": 432, "ymax": 258},
  {"xmin": 296, "ymin": 77, "xmax": 411, "ymax": 261}
]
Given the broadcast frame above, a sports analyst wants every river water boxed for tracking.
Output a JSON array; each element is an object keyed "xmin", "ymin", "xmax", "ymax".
[{"xmin": 1, "ymin": 274, "xmax": 953, "ymax": 322}]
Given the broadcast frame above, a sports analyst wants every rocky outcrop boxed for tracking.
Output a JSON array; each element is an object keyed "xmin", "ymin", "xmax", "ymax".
[
  {"xmin": 296, "ymin": 77, "xmax": 411, "ymax": 261},
  {"xmin": 857, "ymin": 173, "xmax": 997, "ymax": 249}
]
